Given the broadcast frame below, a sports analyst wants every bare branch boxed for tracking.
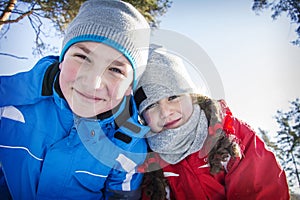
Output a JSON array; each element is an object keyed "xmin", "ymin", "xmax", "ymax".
[
  {"xmin": 0, "ymin": 52, "xmax": 28, "ymax": 59},
  {"xmin": 0, "ymin": 9, "xmax": 33, "ymax": 25},
  {"xmin": 28, "ymin": 13, "xmax": 43, "ymax": 55}
]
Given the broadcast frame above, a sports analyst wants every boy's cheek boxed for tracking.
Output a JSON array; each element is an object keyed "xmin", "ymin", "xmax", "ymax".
[{"xmin": 59, "ymin": 62, "xmax": 79, "ymax": 82}]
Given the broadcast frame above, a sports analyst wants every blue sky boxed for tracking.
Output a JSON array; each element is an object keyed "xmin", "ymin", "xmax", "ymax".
[{"xmin": 1, "ymin": 0, "xmax": 300, "ymax": 139}]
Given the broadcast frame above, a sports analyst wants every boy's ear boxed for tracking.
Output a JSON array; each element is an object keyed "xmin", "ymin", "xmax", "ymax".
[{"xmin": 59, "ymin": 63, "xmax": 63, "ymax": 70}]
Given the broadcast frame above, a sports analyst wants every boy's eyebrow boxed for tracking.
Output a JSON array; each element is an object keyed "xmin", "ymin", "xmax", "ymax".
[
  {"xmin": 111, "ymin": 59, "xmax": 129, "ymax": 67},
  {"xmin": 73, "ymin": 43, "xmax": 92, "ymax": 54},
  {"xmin": 73, "ymin": 43, "xmax": 130, "ymax": 66}
]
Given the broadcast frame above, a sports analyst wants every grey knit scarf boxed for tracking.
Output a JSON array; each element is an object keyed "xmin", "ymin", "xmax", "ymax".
[{"xmin": 147, "ymin": 105, "xmax": 208, "ymax": 164}]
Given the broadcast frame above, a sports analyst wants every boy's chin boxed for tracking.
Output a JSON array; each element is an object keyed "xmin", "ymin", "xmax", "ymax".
[
  {"xmin": 71, "ymin": 107, "xmax": 107, "ymax": 118},
  {"xmin": 70, "ymin": 98, "xmax": 126, "ymax": 118}
]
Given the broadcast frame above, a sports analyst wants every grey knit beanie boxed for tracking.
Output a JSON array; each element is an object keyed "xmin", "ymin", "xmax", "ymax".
[
  {"xmin": 134, "ymin": 46, "xmax": 196, "ymax": 113},
  {"xmin": 59, "ymin": 0, "xmax": 150, "ymax": 88}
]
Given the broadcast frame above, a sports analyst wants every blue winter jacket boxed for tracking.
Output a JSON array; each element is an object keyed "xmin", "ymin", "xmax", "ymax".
[{"xmin": 0, "ymin": 56, "xmax": 149, "ymax": 199}]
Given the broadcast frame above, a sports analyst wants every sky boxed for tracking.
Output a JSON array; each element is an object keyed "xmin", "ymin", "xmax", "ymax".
[{"xmin": 1, "ymin": 0, "xmax": 300, "ymax": 140}]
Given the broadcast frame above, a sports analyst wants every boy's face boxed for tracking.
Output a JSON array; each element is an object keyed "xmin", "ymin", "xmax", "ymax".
[
  {"xmin": 59, "ymin": 42, "xmax": 133, "ymax": 118},
  {"xmin": 142, "ymin": 94, "xmax": 194, "ymax": 133}
]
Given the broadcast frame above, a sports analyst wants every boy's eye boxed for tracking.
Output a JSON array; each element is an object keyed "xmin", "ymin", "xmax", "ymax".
[
  {"xmin": 168, "ymin": 95, "xmax": 180, "ymax": 101},
  {"xmin": 144, "ymin": 103, "xmax": 158, "ymax": 111},
  {"xmin": 109, "ymin": 67, "xmax": 123, "ymax": 74},
  {"xmin": 74, "ymin": 53, "xmax": 90, "ymax": 62}
]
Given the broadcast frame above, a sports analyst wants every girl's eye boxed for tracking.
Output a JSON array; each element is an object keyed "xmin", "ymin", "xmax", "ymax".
[
  {"xmin": 168, "ymin": 95, "xmax": 180, "ymax": 101},
  {"xmin": 144, "ymin": 103, "xmax": 158, "ymax": 111}
]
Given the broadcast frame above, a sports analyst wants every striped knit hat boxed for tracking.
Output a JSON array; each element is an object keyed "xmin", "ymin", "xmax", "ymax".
[{"xmin": 59, "ymin": 0, "xmax": 150, "ymax": 88}]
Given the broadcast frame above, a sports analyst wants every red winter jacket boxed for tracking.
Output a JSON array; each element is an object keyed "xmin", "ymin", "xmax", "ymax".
[{"xmin": 140, "ymin": 101, "xmax": 290, "ymax": 200}]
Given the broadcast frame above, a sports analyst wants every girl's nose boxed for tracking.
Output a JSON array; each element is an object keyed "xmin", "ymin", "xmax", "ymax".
[{"xmin": 159, "ymin": 103, "xmax": 172, "ymax": 118}]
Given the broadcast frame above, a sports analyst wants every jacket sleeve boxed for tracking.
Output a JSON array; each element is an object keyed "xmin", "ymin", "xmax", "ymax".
[
  {"xmin": 104, "ymin": 138, "xmax": 147, "ymax": 200},
  {"xmin": 225, "ymin": 117, "xmax": 290, "ymax": 200},
  {"xmin": 0, "ymin": 56, "xmax": 59, "ymax": 107},
  {"xmin": 105, "ymin": 169, "xmax": 143, "ymax": 200}
]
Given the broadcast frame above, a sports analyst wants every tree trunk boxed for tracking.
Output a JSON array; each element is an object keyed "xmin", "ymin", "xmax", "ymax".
[{"xmin": 0, "ymin": 0, "xmax": 18, "ymax": 31}]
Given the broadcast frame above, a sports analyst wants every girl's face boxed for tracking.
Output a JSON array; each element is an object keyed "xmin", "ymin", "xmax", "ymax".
[
  {"xmin": 142, "ymin": 94, "xmax": 194, "ymax": 133},
  {"xmin": 59, "ymin": 42, "xmax": 133, "ymax": 118}
]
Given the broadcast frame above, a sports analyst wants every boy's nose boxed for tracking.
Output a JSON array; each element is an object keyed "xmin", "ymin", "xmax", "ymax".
[
  {"xmin": 83, "ymin": 69, "xmax": 105, "ymax": 90},
  {"xmin": 94, "ymin": 75, "xmax": 103, "ymax": 89}
]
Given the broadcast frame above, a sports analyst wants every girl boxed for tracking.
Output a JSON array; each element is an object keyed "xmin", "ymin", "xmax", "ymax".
[{"xmin": 134, "ymin": 47, "xmax": 290, "ymax": 200}]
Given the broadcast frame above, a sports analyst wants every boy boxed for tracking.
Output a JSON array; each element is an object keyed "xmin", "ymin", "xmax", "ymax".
[{"xmin": 0, "ymin": 0, "xmax": 150, "ymax": 199}]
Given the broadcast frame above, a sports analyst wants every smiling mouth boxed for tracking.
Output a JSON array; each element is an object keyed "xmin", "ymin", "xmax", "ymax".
[
  {"xmin": 164, "ymin": 118, "xmax": 181, "ymax": 129},
  {"xmin": 75, "ymin": 89, "xmax": 103, "ymax": 101}
]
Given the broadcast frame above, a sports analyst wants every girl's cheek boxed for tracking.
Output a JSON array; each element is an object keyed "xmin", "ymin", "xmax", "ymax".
[{"xmin": 144, "ymin": 112, "xmax": 156, "ymax": 126}]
